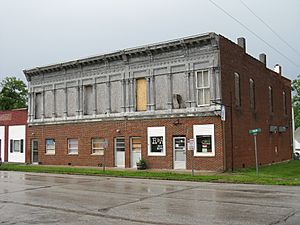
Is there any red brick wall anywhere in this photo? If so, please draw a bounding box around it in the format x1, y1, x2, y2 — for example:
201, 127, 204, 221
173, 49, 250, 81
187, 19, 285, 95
27, 116, 224, 171
0, 109, 28, 162
219, 36, 292, 170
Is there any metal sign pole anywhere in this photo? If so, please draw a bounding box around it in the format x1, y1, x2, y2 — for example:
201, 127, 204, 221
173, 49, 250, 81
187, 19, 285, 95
254, 134, 259, 176
103, 148, 106, 172
191, 150, 195, 176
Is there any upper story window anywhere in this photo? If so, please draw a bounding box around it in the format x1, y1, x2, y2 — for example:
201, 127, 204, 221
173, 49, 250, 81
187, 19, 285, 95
45, 139, 55, 155
196, 70, 210, 106
136, 78, 147, 111
283, 91, 287, 115
234, 73, 241, 107
249, 78, 255, 110
269, 86, 273, 114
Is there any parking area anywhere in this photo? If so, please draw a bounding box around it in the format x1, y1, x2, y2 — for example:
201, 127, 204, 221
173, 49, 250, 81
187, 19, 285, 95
0, 171, 299, 225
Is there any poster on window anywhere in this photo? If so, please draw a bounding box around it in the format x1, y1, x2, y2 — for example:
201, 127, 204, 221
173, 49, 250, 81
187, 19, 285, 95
150, 136, 164, 152
196, 135, 212, 153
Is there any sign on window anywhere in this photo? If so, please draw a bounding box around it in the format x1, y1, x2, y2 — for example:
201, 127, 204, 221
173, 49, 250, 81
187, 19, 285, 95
150, 136, 164, 152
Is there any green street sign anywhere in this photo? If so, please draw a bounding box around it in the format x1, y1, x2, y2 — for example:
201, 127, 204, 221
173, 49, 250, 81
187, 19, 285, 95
249, 128, 261, 135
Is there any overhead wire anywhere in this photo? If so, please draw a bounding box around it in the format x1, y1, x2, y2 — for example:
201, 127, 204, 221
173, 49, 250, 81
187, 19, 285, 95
239, 0, 300, 58
208, 0, 300, 69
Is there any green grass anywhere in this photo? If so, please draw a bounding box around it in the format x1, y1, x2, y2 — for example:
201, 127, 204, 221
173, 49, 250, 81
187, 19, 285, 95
0, 160, 299, 185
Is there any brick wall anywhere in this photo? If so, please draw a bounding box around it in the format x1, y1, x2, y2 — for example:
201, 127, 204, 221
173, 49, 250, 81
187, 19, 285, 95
219, 36, 292, 170
27, 116, 224, 171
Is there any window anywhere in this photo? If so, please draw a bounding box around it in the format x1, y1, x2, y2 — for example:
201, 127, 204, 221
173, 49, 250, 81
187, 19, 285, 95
147, 127, 166, 156
193, 124, 215, 156
196, 70, 210, 106
68, 139, 78, 154
234, 73, 241, 107
283, 91, 287, 115
45, 139, 55, 155
136, 78, 147, 111
196, 135, 212, 153
92, 138, 106, 155
10, 139, 24, 153
269, 86, 273, 113
115, 137, 125, 152
249, 78, 255, 110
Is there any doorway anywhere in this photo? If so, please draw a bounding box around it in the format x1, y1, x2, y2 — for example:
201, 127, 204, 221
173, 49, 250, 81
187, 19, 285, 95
173, 137, 186, 169
32, 139, 38, 164
130, 137, 142, 168
114, 137, 125, 167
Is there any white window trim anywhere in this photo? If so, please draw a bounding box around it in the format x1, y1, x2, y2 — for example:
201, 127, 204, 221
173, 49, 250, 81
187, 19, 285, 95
68, 139, 78, 155
91, 138, 105, 155
193, 124, 215, 157
147, 126, 166, 156
195, 70, 210, 107
45, 139, 55, 155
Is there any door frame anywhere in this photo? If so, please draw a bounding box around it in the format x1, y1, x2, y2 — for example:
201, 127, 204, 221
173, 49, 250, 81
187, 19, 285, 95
130, 137, 142, 168
31, 139, 39, 164
114, 137, 125, 168
173, 136, 186, 169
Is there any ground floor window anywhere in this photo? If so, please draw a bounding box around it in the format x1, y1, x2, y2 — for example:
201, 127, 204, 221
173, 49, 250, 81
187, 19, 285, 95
147, 127, 166, 156
45, 139, 55, 154
115, 137, 125, 152
68, 139, 78, 154
92, 138, 106, 155
10, 139, 24, 153
193, 124, 215, 156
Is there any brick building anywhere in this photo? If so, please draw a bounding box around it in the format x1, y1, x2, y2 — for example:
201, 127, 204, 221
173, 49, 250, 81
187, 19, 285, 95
23, 33, 292, 171
0, 109, 27, 163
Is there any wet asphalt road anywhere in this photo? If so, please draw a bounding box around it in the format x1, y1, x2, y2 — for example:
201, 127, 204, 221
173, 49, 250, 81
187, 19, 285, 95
0, 171, 299, 225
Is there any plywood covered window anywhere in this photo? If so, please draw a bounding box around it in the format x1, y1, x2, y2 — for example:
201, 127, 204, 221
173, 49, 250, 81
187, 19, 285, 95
84, 85, 93, 115
136, 78, 147, 111
269, 86, 273, 114
283, 91, 287, 115
249, 78, 255, 110
196, 70, 210, 106
234, 73, 241, 107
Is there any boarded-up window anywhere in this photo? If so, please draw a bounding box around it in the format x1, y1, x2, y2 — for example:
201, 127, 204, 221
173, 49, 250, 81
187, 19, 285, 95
136, 78, 147, 111
44, 91, 53, 118
35, 93, 42, 119
283, 91, 287, 115
269, 86, 273, 113
55, 89, 64, 117
84, 85, 93, 115
234, 73, 241, 107
67, 87, 77, 116
249, 78, 255, 110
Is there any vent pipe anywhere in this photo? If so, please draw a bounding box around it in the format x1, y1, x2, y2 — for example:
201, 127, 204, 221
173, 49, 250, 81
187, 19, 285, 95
259, 53, 267, 66
274, 64, 282, 75
237, 37, 246, 51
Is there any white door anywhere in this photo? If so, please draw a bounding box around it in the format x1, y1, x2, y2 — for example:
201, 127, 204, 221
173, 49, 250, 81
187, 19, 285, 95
131, 137, 142, 168
115, 137, 125, 167
0, 126, 4, 162
173, 137, 186, 169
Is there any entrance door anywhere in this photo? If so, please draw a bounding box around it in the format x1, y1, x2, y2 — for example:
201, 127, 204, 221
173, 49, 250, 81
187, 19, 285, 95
173, 137, 186, 169
115, 137, 125, 167
32, 139, 38, 164
131, 137, 142, 168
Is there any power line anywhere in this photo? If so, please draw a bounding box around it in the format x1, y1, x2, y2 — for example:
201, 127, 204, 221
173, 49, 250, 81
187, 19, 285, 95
240, 0, 300, 57
208, 0, 300, 69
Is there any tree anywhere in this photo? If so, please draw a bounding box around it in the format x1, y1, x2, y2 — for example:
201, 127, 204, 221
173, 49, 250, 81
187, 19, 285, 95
0, 77, 28, 110
292, 75, 300, 129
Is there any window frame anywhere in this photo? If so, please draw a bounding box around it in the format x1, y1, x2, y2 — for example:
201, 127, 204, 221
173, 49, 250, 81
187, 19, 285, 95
147, 127, 166, 156
234, 73, 241, 107
13, 140, 21, 152
269, 86, 274, 114
91, 138, 106, 155
283, 91, 287, 115
193, 124, 215, 157
195, 70, 211, 106
249, 78, 256, 110
68, 139, 78, 155
45, 139, 55, 155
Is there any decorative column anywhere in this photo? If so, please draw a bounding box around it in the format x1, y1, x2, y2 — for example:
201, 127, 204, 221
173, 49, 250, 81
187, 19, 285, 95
52, 86, 56, 118
151, 75, 156, 111
185, 70, 191, 108
146, 76, 151, 111
41, 88, 45, 120
32, 92, 36, 120
190, 70, 197, 107
93, 79, 97, 116
130, 78, 135, 112
63, 84, 68, 118
121, 78, 126, 113
126, 78, 131, 112
79, 83, 83, 117
28, 92, 32, 121
106, 79, 111, 113
167, 72, 173, 110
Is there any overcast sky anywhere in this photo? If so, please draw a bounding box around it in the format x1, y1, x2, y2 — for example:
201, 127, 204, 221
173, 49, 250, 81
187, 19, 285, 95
0, 0, 299, 83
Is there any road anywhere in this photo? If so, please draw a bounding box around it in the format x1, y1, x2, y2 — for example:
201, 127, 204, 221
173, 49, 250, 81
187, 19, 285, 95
0, 171, 299, 225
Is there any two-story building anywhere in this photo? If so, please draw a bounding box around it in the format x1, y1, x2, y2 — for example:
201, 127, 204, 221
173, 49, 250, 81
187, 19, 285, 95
23, 32, 292, 171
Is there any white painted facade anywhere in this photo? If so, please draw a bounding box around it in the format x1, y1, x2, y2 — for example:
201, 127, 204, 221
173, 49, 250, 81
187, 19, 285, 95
8, 125, 26, 163
0, 126, 4, 161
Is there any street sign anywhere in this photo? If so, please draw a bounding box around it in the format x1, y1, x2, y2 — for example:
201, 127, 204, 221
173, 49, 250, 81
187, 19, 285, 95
187, 139, 195, 151
221, 105, 226, 121
249, 128, 261, 135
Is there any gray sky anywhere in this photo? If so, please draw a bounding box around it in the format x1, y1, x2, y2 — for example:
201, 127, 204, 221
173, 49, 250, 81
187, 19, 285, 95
0, 0, 299, 83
